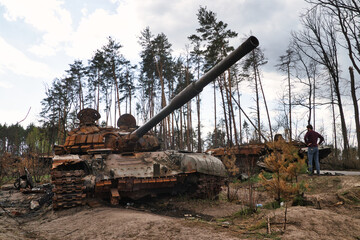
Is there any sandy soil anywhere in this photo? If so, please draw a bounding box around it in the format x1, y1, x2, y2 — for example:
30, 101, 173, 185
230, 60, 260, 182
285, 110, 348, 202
279, 206, 360, 240
24, 207, 242, 240
0, 174, 359, 240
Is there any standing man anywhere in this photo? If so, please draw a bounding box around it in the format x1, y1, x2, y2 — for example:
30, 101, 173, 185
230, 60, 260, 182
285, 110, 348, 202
304, 124, 324, 176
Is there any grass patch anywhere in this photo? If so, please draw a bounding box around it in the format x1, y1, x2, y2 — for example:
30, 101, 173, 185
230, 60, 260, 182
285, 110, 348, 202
0, 176, 16, 186
341, 191, 350, 196
248, 220, 267, 231
232, 207, 258, 218
332, 177, 341, 183
255, 233, 282, 239
340, 191, 360, 204
215, 218, 229, 223
263, 201, 281, 209
292, 194, 313, 206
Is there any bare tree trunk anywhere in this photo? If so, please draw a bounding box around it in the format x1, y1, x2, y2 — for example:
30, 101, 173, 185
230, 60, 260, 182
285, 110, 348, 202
213, 82, 218, 147
330, 81, 338, 160
156, 60, 168, 149
184, 59, 193, 151
231, 94, 268, 142
112, 65, 121, 117
284, 202, 288, 231
129, 86, 132, 115
196, 62, 202, 152
313, 77, 316, 129
96, 81, 100, 124
349, 67, 360, 162
184, 108, 188, 150
186, 102, 191, 151
334, 81, 350, 163
168, 80, 173, 149
179, 106, 183, 150
78, 77, 83, 111
227, 70, 239, 146
225, 83, 233, 145
307, 82, 312, 126
287, 64, 292, 141
236, 81, 242, 144
218, 79, 230, 145
114, 93, 117, 128
151, 86, 154, 120
254, 68, 261, 142
196, 95, 201, 152
257, 68, 273, 140
223, 75, 232, 145
171, 112, 175, 149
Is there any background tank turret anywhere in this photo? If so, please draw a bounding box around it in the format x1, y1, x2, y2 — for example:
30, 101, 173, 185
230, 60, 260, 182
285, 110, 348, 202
51, 36, 259, 209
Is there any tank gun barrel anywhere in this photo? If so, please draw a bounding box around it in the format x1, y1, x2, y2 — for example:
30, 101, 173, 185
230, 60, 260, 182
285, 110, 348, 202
132, 36, 259, 139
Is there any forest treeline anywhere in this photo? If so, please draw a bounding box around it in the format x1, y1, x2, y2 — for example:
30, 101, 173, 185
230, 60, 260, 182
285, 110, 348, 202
1, 1, 360, 169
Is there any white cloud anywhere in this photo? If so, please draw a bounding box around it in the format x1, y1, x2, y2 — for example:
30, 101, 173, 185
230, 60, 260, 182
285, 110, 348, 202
66, 8, 116, 59
66, 2, 142, 62
0, 37, 54, 78
0, 80, 13, 88
0, 0, 73, 57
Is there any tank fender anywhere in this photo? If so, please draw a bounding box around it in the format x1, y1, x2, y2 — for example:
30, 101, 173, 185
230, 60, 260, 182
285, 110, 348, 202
52, 154, 83, 169
167, 151, 227, 177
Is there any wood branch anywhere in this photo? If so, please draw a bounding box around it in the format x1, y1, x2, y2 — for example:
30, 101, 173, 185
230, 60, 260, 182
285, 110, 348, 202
267, 216, 271, 234
230, 94, 268, 142
17, 107, 31, 124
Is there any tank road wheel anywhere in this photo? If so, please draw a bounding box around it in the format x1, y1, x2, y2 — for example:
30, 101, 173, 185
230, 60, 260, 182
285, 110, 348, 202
51, 170, 86, 210
194, 174, 224, 199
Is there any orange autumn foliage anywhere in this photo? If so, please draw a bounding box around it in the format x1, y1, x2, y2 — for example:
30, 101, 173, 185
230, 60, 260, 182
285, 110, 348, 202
259, 138, 308, 202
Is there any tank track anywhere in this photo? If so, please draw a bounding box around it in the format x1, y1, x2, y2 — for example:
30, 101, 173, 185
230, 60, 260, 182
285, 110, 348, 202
51, 170, 86, 210
194, 174, 224, 199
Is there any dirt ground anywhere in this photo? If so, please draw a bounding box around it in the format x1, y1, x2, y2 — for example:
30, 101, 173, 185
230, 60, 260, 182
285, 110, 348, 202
0, 174, 359, 240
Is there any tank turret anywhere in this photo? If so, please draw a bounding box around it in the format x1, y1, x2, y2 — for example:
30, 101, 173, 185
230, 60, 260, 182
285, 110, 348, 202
51, 36, 259, 209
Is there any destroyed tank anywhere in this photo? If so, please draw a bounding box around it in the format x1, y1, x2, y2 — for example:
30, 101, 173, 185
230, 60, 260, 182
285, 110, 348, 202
51, 36, 259, 209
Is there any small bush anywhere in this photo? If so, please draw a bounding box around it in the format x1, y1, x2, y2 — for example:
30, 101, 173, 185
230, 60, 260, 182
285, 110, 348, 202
292, 194, 307, 206
233, 207, 258, 218
263, 200, 281, 209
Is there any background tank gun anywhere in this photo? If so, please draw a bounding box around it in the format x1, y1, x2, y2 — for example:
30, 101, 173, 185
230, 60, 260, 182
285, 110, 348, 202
51, 36, 259, 209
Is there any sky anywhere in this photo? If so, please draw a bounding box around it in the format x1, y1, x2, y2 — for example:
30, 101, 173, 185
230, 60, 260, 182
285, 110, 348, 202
1, 0, 352, 143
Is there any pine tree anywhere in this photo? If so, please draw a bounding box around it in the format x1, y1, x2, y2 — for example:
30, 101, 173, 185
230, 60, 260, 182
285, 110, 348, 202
259, 138, 307, 203
189, 6, 238, 146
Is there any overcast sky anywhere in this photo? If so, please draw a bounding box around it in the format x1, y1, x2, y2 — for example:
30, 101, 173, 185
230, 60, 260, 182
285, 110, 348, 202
1, 0, 330, 139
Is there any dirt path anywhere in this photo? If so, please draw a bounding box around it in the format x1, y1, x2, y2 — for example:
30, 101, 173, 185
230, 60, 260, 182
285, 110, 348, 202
4, 206, 242, 240
1, 175, 359, 240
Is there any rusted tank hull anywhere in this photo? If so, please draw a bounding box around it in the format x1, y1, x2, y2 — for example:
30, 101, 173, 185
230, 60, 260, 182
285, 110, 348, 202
207, 143, 332, 175
52, 151, 226, 209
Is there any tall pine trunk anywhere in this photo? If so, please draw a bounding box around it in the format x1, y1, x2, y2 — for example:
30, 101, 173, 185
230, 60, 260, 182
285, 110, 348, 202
213, 82, 218, 147
218, 79, 230, 145
236, 80, 242, 144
